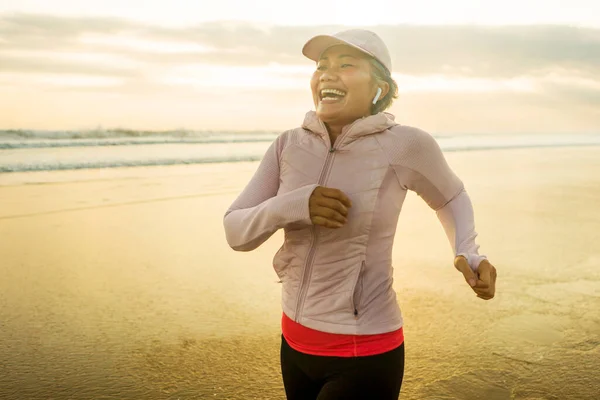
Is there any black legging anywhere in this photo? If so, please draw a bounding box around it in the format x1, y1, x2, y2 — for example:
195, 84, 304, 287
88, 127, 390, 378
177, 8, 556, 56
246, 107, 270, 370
280, 335, 405, 400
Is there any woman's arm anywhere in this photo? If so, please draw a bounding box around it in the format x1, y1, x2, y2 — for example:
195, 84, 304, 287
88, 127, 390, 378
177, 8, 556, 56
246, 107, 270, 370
381, 126, 486, 271
223, 133, 318, 252
436, 189, 487, 272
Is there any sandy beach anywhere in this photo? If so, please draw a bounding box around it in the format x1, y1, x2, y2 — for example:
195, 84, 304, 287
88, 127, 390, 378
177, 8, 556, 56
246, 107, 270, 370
1, 146, 599, 399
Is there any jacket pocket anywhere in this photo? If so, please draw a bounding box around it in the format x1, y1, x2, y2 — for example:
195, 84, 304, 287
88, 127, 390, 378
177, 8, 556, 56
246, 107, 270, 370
350, 261, 365, 318
273, 246, 292, 283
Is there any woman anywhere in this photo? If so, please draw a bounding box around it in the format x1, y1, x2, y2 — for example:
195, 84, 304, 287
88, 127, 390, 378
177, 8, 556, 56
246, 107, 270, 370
223, 29, 497, 400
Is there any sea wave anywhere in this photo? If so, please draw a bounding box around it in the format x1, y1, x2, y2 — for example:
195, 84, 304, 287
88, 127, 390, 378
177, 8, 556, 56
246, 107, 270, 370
0, 128, 277, 140
0, 129, 279, 149
2, 135, 599, 173
0, 137, 277, 149
0, 156, 263, 173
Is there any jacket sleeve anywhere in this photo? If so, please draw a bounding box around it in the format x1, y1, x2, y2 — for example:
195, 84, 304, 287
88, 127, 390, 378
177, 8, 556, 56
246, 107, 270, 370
223, 133, 318, 252
381, 127, 486, 271
436, 189, 487, 271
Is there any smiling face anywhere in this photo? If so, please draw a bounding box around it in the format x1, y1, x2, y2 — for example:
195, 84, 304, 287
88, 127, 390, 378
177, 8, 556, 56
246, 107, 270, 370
310, 45, 382, 128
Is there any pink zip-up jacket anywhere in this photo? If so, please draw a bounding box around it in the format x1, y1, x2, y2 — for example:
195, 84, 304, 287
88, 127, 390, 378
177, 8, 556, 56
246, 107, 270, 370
224, 111, 486, 335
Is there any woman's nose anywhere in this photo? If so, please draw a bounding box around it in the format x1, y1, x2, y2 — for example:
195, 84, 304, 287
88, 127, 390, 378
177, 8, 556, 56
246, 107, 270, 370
320, 69, 338, 82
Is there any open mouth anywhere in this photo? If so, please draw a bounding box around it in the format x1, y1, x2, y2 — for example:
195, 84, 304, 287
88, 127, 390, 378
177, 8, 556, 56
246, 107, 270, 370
320, 88, 347, 101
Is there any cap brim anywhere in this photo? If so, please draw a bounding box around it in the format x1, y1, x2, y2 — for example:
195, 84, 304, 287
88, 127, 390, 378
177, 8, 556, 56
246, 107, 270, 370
302, 35, 377, 64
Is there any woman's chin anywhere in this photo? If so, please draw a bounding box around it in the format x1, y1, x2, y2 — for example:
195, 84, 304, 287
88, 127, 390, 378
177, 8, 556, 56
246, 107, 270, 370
316, 104, 345, 122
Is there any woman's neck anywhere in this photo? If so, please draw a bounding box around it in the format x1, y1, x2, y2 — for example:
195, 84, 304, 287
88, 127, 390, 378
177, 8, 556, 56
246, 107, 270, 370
325, 122, 344, 146
324, 113, 371, 146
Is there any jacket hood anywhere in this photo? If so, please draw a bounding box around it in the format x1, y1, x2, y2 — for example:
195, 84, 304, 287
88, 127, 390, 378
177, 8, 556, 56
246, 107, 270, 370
301, 111, 397, 143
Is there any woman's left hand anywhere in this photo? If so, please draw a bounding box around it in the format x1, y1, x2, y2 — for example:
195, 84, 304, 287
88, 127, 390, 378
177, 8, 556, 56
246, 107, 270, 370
454, 256, 497, 300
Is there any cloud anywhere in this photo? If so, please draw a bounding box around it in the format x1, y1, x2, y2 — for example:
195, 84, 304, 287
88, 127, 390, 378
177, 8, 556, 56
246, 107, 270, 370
1, 12, 599, 132
1, 13, 599, 80
379, 25, 600, 78
0, 55, 139, 77
0, 12, 135, 42
538, 80, 600, 107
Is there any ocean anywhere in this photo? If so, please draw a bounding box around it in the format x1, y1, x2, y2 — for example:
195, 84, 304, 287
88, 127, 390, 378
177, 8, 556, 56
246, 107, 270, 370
1, 129, 600, 173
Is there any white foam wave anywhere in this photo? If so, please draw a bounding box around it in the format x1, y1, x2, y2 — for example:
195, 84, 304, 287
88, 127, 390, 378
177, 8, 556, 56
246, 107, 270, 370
1, 134, 598, 173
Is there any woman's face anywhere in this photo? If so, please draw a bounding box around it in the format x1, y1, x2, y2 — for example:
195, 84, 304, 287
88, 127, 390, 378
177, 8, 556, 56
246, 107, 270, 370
310, 45, 378, 127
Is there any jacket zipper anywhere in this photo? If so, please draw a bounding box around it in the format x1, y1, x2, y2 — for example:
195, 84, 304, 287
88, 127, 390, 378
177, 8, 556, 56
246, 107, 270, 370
294, 125, 356, 323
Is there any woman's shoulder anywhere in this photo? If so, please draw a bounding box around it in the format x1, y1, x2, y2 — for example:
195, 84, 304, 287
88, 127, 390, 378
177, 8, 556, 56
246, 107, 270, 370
269, 126, 314, 156
276, 125, 310, 138
386, 123, 435, 141
381, 124, 440, 156
273, 126, 315, 146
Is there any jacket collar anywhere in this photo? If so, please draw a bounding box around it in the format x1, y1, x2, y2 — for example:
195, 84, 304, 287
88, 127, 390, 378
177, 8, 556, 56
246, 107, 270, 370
301, 111, 397, 145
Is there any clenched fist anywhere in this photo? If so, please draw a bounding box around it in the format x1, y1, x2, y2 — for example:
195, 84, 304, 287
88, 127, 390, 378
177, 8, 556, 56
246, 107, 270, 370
454, 256, 497, 300
309, 186, 352, 229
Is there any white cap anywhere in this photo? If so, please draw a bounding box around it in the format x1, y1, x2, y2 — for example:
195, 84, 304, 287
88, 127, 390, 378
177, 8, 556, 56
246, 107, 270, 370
302, 29, 392, 73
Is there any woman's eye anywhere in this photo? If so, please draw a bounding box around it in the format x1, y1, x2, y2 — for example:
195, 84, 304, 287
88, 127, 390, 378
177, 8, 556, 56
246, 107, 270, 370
316, 63, 351, 71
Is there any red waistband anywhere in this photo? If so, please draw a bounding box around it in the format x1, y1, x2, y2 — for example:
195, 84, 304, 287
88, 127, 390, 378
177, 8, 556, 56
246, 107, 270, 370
281, 312, 404, 357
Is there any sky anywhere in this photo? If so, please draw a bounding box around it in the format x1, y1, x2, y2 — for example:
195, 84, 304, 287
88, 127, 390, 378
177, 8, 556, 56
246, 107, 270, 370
1, 0, 599, 134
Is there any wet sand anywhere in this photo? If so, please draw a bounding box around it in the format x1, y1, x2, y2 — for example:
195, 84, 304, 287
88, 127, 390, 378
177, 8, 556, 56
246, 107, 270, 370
0, 147, 599, 399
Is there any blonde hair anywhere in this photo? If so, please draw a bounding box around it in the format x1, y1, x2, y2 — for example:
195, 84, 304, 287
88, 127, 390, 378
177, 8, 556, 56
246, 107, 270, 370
369, 58, 398, 114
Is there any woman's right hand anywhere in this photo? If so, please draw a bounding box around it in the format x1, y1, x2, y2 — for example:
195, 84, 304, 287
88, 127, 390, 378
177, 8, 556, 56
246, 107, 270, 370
309, 186, 352, 228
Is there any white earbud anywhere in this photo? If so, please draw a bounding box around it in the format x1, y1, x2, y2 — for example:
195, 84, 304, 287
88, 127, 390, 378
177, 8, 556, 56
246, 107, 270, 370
372, 87, 382, 104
